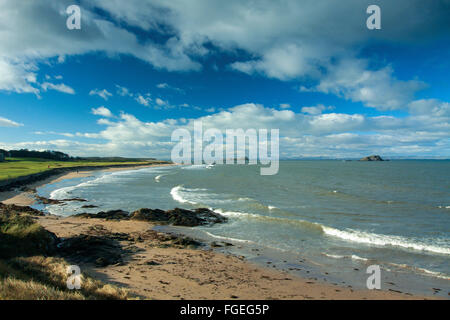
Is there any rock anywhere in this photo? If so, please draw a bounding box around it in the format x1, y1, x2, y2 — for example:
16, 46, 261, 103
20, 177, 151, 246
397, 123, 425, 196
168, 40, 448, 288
360, 155, 384, 161
36, 196, 88, 205
75, 210, 129, 220
210, 241, 233, 248
76, 207, 227, 227
210, 241, 223, 247
58, 234, 126, 267
81, 205, 99, 209
171, 236, 202, 247
130, 207, 227, 227
0, 203, 44, 216
130, 208, 166, 222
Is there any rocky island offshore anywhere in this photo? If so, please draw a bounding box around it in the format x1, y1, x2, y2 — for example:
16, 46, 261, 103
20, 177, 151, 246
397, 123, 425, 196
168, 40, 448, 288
359, 155, 385, 161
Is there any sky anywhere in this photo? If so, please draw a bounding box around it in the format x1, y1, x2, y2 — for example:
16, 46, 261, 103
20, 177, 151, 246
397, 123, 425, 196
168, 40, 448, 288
0, 0, 449, 159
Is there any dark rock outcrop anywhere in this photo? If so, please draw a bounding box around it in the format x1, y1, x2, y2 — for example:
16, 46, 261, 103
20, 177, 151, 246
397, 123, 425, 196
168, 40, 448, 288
75, 207, 227, 227
36, 196, 87, 205
57, 234, 126, 267
360, 155, 384, 161
130, 207, 227, 226
0, 203, 44, 216
75, 210, 129, 220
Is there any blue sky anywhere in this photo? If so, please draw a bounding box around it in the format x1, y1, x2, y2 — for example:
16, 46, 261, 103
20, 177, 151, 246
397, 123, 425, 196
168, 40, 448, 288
0, 0, 449, 158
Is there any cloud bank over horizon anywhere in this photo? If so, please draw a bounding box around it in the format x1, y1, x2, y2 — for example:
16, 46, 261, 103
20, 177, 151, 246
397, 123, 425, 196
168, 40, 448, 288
0, 0, 449, 158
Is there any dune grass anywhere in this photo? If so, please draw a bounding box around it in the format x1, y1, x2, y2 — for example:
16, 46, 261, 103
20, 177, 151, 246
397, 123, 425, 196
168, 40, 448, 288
0, 205, 130, 300
0, 256, 129, 300
0, 157, 162, 181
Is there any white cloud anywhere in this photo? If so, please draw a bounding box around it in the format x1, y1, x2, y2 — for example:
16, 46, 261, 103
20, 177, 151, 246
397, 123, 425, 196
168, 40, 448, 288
0, 58, 39, 95
0, 0, 446, 113
2, 101, 449, 158
313, 59, 426, 110
41, 82, 75, 94
301, 104, 334, 115
91, 106, 114, 118
135, 94, 152, 106
89, 89, 113, 100
0, 116, 23, 127
408, 99, 450, 117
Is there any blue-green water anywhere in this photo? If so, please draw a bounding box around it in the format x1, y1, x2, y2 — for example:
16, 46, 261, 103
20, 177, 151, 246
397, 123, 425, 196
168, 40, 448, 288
38, 161, 450, 296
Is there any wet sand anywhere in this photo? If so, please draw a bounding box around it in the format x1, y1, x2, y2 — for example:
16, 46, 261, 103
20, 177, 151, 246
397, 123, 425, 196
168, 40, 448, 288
36, 215, 432, 300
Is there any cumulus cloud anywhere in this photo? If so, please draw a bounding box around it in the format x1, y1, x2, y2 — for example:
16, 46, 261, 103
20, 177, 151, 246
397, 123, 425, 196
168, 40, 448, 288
83, 0, 446, 110
91, 106, 114, 118
0, 58, 39, 95
2, 101, 449, 158
312, 59, 427, 110
0, 0, 448, 112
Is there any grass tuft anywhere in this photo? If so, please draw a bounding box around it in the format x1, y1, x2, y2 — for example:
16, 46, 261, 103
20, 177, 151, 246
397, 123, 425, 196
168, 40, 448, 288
0, 205, 130, 300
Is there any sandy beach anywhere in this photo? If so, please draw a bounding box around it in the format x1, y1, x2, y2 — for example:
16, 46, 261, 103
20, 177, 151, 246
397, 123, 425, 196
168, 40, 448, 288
0, 163, 174, 206
0, 165, 435, 300
37, 214, 429, 300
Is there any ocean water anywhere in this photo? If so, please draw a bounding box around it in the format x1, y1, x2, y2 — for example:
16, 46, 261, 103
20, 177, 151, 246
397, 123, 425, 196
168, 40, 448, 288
37, 161, 450, 296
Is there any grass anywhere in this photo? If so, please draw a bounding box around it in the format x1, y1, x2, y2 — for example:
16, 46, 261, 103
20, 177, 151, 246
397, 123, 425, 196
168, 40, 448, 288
0, 257, 129, 300
0, 204, 130, 300
0, 157, 165, 181
0, 208, 56, 259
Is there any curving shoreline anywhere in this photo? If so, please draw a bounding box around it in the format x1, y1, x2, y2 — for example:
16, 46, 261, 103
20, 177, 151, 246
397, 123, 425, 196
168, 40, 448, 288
0, 165, 439, 300
0, 163, 174, 206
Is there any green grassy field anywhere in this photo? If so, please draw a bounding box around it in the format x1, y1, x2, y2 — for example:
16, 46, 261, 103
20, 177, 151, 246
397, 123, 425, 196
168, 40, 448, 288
0, 158, 164, 181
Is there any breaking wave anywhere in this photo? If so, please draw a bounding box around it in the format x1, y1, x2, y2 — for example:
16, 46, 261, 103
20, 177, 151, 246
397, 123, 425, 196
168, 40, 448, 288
322, 226, 450, 256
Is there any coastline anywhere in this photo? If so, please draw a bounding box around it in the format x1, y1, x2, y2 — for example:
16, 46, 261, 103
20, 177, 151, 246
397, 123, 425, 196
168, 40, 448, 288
0, 163, 175, 207
0, 165, 438, 300
36, 214, 430, 300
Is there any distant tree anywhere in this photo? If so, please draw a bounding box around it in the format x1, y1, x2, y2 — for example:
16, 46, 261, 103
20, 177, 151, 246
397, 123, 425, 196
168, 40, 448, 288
8, 149, 73, 161
0, 149, 10, 157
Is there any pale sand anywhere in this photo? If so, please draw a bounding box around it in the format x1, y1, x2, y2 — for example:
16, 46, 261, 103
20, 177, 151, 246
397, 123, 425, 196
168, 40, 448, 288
38, 215, 430, 300
0, 163, 174, 206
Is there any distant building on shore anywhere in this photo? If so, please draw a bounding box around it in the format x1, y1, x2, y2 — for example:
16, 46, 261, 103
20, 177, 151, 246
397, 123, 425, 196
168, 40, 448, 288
0, 153, 4, 162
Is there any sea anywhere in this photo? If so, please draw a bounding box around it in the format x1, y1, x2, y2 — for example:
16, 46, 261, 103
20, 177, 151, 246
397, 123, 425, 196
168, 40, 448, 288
36, 160, 450, 297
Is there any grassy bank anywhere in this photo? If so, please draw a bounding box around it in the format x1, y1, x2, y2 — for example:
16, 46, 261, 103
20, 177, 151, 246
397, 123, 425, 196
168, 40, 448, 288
0, 204, 129, 300
0, 158, 167, 181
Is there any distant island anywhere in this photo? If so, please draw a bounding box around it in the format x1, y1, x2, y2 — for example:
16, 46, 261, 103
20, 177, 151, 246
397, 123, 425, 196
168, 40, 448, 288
359, 155, 385, 161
